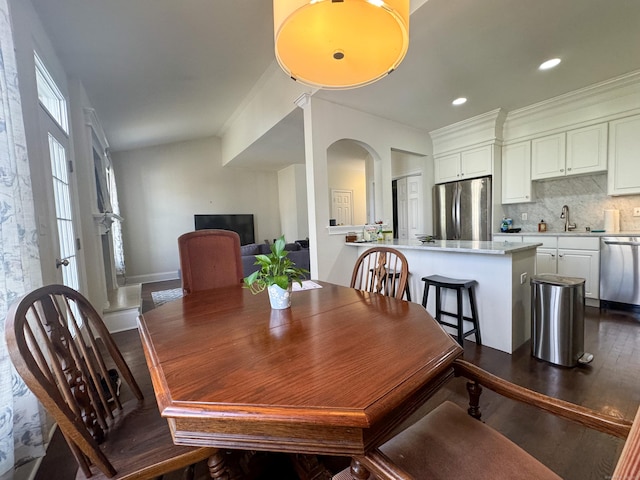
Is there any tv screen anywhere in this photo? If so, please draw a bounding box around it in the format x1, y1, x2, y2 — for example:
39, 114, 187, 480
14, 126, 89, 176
194, 214, 255, 245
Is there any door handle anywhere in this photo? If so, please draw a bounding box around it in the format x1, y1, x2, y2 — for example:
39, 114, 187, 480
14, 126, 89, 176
603, 241, 640, 246
56, 258, 70, 269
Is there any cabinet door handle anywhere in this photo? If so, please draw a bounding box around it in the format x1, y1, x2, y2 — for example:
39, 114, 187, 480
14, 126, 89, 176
558, 254, 564, 258
567, 167, 572, 171
560, 168, 564, 172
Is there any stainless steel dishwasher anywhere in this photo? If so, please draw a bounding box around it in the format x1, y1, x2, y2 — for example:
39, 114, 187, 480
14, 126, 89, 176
600, 236, 640, 309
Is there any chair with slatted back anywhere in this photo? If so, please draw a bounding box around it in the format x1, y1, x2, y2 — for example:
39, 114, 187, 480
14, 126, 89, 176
350, 247, 410, 300
178, 229, 244, 294
4, 284, 226, 480
335, 358, 637, 480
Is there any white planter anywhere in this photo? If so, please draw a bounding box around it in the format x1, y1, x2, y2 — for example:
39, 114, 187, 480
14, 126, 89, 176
267, 284, 292, 309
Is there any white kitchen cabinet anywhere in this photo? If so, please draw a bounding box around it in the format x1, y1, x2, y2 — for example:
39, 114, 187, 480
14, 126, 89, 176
557, 248, 600, 299
434, 145, 493, 184
531, 133, 565, 180
531, 124, 607, 181
608, 115, 640, 196
566, 123, 607, 175
434, 152, 461, 183
523, 235, 557, 275
492, 234, 522, 242
535, 248, 557, 274
521, 235, 600, 299
502, 142, 532, 204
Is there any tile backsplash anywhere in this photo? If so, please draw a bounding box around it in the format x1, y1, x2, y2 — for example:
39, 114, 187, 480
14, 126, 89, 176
502, 173, 640, 233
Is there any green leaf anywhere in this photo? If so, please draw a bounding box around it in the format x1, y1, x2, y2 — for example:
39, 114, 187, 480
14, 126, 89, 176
273, 275, 289, 290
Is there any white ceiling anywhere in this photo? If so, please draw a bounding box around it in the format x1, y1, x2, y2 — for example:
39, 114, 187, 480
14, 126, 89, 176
30, 0, 640, 168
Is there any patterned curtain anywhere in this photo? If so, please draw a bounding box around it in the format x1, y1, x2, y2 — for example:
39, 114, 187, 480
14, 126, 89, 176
0, 1, 46, 477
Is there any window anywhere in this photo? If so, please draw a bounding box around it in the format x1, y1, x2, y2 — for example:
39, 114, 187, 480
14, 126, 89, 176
35, 52, 68, 133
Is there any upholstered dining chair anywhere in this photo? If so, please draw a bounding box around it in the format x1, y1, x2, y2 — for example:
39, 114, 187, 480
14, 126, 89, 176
336, 358, 636, 480
4, 284, 224, 480
178, 229, 244, 294
350, 247, 410, 300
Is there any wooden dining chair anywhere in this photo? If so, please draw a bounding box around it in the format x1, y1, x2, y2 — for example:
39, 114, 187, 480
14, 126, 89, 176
350, 247, 410, 300
339, 359, 636, 480
4, 284, 224, 480
178, 229, 244, 294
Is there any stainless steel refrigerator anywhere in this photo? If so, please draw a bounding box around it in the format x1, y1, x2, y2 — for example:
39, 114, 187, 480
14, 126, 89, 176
433, 176, 492, 241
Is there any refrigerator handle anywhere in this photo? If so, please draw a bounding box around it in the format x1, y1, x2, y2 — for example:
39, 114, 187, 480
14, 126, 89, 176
455, 183, 461, 239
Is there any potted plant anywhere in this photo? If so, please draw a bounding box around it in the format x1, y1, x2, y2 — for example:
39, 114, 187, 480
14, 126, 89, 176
243, 235, 309, 309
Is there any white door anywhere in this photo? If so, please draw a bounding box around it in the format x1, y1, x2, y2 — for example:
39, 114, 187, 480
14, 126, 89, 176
36, 53, 80, 291
407, 175, 423, 238
396, 178, 408, 239
41, 115, 80, 291
331, 189, 353, 226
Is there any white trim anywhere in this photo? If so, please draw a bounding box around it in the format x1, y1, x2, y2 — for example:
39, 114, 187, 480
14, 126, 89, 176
83, 107, 110, 151
34, 51, 69, 134
125, 271, 180, 284
429, 108, 506, 155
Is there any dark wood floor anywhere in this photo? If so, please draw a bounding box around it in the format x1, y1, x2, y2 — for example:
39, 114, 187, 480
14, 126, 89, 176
35, 280, 640, 479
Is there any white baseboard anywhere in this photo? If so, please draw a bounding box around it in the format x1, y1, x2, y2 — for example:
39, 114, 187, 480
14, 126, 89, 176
104, 307, 140, 333
125, 271, 179, 285
586, 298, 599, 308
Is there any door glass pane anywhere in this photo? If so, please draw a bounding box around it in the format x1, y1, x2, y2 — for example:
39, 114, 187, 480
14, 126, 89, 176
48, 133, 79, 292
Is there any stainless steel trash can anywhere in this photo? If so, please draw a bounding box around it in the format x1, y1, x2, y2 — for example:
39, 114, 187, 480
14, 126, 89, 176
530, 274, 587, 367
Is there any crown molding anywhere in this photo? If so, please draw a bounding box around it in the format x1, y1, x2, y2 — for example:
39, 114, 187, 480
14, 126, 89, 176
429, 108, 506, 156
504, 69, 640, 141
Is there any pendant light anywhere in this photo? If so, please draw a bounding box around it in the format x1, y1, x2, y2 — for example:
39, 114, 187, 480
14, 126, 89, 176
273, 0, 410, 90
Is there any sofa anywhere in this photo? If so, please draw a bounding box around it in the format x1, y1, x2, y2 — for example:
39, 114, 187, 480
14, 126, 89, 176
240, 241, 310, 277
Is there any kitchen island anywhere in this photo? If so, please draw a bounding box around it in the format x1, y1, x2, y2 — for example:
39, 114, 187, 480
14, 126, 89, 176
346, 239, 541, 354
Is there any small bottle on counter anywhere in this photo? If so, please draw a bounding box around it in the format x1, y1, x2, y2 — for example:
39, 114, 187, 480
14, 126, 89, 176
538, 220, 547, 232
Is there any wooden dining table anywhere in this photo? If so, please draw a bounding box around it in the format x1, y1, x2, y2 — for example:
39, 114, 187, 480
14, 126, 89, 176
137, 281, 463, 479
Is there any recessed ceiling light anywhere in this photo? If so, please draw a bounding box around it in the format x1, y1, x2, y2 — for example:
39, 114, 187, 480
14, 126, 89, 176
452, 97, 467, 106
539, 58, 561, 70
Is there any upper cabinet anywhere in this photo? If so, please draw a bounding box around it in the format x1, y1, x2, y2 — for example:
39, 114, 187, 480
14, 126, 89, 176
502, 141, 532, 204
608, 114, 640, 196
531, 133, 565, 180
566, 123, 607, 175
531, 124, 607, 180
434, 145, 493, 184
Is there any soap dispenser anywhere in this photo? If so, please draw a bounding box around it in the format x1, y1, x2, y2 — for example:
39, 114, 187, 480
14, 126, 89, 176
538, 220, 547, 232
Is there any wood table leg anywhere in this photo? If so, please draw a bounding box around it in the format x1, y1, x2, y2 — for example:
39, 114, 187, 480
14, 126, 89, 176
350, 458, 371, 480
207, 450, 230, 480
289, 453, 333, 480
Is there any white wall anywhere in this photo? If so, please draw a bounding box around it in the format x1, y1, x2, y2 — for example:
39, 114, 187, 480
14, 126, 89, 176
302, 97, 432, 285
277, 164, 309, 242
112, 137, 282, 283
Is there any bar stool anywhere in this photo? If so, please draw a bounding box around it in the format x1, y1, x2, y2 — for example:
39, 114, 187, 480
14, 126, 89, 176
368, 269, 412, 301
421, 275, 481, 346
389, 270, 412, 301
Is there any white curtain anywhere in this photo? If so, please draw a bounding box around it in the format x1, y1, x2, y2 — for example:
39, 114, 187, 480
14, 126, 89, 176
0, 1, 46, 477
108, 160, 126, 277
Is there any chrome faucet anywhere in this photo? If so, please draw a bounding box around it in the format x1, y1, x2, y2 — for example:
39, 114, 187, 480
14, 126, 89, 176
560, 205, 576, 231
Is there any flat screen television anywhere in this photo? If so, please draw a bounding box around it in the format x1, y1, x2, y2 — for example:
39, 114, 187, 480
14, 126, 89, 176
194, 214, 255, 245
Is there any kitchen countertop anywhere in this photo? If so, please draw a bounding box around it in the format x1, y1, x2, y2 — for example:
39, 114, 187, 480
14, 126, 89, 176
346, 239, 541, 255
494, 231, 640, 237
